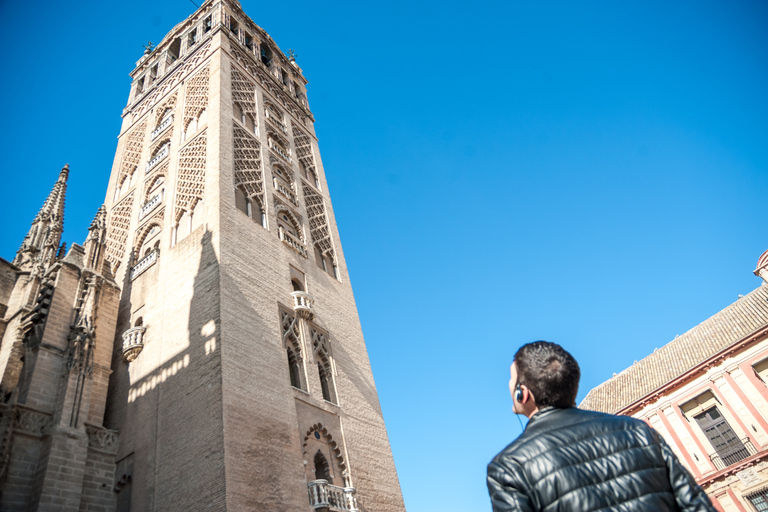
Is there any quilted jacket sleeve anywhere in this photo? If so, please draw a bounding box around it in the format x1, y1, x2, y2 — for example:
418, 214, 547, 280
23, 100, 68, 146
487, 458, 535, 512
658, 434, 717, 511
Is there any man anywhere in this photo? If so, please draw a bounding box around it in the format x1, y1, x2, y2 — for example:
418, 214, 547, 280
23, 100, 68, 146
487, 341, 716, 511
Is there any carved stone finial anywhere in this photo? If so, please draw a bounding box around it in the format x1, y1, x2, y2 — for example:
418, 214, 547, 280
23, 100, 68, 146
287, 49, 297, 62
143, 41, 155, 54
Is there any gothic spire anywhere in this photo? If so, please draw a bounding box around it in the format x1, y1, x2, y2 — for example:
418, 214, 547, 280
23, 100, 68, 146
13, 164, 69, 272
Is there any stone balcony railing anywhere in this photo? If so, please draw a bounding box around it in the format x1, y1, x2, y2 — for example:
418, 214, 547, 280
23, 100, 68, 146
146, 143, 170, 172
122, 326, 146, 362
307, 480, 358, 511
139, 189, 164, 220
278, 226, 307, 257
274, 177, 298, 206
151, 115, 174, 141
265, 111, 288, 134
130, 250, 158, 280
291, 291, 315, 320
269, 140, 292, 163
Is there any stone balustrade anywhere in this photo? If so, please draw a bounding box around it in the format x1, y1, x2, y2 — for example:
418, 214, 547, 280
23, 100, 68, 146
266, 111, 288, 134
274, 177, 298, 206
146, 143, 170, 172
269, 140, 292, 163
278, 226, 307, 257
122, 326, 146, 362
151, 115, 174, 140
139, 189, 164, 220
130, 250, 158, 280
291, 291, 315, 319
307, 480, 358, 511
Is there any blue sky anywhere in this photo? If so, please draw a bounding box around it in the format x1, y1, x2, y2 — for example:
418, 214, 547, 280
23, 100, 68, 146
1, 1, 767, 510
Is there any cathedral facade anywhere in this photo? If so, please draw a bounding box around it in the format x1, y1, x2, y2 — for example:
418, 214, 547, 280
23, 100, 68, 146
0, 1, 405, 511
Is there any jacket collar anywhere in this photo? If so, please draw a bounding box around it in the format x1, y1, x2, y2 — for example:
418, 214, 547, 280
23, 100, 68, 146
523, 407, 579, 435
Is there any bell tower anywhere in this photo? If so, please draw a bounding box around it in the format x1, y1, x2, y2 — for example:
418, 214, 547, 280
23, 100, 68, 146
98, 0, 405, 510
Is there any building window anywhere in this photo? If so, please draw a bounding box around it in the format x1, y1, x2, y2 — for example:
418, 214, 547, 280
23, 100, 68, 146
754, 358, 768, 384
261, 45, 273, 67
203, 15, 212, 33
281, 309, 305, 391
314, 451, 332, 482
287, 348, 302, 389
311, 327, 336, 403
188, 28, 197, 47
318, 361, 332, 402
694, 407, 755, 469
169, 37, 181, 61
234, 187, 265, 227
746, 486, 768, 511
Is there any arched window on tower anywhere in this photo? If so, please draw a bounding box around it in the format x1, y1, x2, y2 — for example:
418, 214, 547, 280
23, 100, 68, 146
281, 309, 306, 391
287, 347, 302, 389
234, 186, 265, 227
312, 328, 336, 404
314, 451, 332, 482
318, 362, 332, 402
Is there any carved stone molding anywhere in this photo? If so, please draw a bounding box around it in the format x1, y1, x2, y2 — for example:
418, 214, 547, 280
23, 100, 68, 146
85, 424, 119, 455
14, 405, 53, 436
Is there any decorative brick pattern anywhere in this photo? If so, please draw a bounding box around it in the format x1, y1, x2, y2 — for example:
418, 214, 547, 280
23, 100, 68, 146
302, 182, 335, 258
117, 121, 147, 187
106, 192, 134, 270
183, 65, 210, 132
293, 125, 316, 176
233, 123, 264, 210
131, 40, 212, 123
174, 131, 207, 222
154, 92, 178, 128
231, 68, 257, 124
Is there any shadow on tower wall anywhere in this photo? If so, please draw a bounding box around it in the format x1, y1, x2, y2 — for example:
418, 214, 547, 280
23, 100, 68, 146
105, 228, 225, 512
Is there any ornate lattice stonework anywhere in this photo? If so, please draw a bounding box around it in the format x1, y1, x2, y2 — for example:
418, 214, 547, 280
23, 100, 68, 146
143, 160, 168, 198
131, 40, 212, 123
231, 67, 257, 124
106, 192, 135, 271
292, 125, 317, 178
230, 46, 311, 123
155, 93, 178, 127
184, 64, 210, 131
233, 123, 264, 209
118, 120, 147, 187
281, 308, 303, 359
302, 183, 334, 258
174, 131, 207, 222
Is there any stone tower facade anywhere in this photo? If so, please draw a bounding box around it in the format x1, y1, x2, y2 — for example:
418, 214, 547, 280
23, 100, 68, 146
0, 0, 405, 510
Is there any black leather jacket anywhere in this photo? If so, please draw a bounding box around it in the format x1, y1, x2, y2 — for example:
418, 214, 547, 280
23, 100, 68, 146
487, 407, 716, 511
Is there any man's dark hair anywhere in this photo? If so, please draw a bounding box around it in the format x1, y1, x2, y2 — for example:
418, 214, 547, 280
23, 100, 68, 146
514, 341, 580, 408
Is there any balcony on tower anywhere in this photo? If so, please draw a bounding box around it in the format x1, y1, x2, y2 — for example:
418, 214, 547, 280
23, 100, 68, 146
278, 226, 307, 257
130, 250, 158, 280
307, 480, 358, 512
273, 176, 298, 206
291, 290, 314, 319
265, 109, 288, 135
146, 143, 170, 172
122, 326, 146, 362
151, 114, 174, 141
268, 137, 292, 164
139, 189, 164, 220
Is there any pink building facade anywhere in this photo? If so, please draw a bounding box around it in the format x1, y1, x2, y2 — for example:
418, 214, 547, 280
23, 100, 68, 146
582, 250, 768, 511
